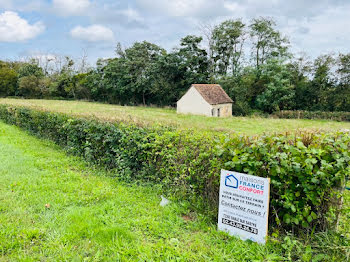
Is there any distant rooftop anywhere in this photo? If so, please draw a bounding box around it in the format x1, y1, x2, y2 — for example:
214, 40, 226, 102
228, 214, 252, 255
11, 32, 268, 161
192, 84, 233, 105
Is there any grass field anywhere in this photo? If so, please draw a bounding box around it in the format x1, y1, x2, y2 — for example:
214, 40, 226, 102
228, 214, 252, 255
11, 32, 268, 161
0, 122, 349, 261
1, 98, 350, 135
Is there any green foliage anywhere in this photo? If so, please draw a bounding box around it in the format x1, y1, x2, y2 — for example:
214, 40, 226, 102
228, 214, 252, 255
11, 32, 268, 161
219, 133, 349, 231
256, 59, 295, 113
218, 70, 256, 116
309, 54, 336, 111
287, 55, 312, 110
18, 75, 41, 98
70, 73, 91, 99
211, 19, 246, 75
0, 19, 350, 123
47, 57, 76, 99
17, 62, 44, 79
2, 121, 348, 260
0, 61, 18, 97
48, 72, 73, 98
1, 18, 350, 116
273, 110, 350, 122
16, 62, 49, 98
123, 41, 166, 105
335, 53, 350, 111
0, 105, 349, 234
176, 35, 209, 85
249, 17, 290, 69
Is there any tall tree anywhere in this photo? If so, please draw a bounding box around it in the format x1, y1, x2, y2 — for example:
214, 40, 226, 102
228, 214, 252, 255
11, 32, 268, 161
249, 17, 289, 70
211, 19, 246, 76
287, 54, 312, 110
149, 35, 210, 105
310, 54, 336, 110
256, 59, 295, 113
124, 41, 166, 105
145, 53, 184, 106
84, 59, 108, 102
0, 61, 18, 97
17, 62, 44, 79
18, 75, 41, 98
176, 35, 209, 84
335, 53, 350, 111
198, 22, 215, 78
49, 56, 76, 98
17, 61, 45, 97
101, 57, 132, 104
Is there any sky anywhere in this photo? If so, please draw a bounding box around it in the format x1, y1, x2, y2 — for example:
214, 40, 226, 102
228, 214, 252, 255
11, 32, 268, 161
0, 0, 349, 65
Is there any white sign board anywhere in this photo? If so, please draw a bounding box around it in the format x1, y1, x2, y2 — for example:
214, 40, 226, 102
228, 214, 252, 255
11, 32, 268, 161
218, 169, 270, 244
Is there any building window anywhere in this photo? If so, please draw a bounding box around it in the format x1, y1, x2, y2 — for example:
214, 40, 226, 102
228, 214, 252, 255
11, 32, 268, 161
212, 108, 215, 116
217, 108, 220, 117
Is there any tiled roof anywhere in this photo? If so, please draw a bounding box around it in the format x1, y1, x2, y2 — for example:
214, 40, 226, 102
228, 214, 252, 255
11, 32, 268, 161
192, 84, 233, 105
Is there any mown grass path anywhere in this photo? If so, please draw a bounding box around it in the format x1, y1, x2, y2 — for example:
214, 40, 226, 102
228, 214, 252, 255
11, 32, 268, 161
0, 122, 286, 261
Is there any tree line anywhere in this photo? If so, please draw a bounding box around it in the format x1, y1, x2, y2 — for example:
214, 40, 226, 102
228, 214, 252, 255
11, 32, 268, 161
1, 17, 349, 115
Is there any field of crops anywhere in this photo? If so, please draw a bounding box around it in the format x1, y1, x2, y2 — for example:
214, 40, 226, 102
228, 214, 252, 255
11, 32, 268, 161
1, 98, 350, 135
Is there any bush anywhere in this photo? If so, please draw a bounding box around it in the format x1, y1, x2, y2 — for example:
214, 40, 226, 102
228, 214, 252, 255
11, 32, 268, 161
273, 110, 350, 122
0, 105, 349, 234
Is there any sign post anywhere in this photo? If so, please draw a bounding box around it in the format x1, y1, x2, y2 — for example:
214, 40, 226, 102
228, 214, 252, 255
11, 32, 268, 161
218, 169, 270, 244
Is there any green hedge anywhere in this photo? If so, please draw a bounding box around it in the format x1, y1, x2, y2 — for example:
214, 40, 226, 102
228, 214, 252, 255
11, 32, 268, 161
273, 110, 350, 122
0, 105, 349, 234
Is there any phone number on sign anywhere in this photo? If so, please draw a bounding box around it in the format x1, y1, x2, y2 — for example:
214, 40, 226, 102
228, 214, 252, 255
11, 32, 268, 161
222, 218, 258, 234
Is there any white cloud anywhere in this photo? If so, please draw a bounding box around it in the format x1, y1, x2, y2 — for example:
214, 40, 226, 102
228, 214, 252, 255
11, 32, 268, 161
120, 7, 143, 22
284, 5, 350, 56
53, 0, 90, 16
224, 1, 242, 12
137, 0, 232, 18
70, 24, 114, 42
0, 0, 12, 9
91, 5, 145, 28
0, 11, 45, 42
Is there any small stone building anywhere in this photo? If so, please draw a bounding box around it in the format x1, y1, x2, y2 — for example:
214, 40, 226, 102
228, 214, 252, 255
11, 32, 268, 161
177, 84, 233, 117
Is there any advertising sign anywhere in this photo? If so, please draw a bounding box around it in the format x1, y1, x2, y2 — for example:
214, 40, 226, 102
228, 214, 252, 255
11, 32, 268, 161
218, 169, 270, 244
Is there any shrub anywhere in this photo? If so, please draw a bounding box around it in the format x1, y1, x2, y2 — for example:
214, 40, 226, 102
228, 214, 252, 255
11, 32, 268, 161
273, 110, 350, 122
0, 105, 349, 234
